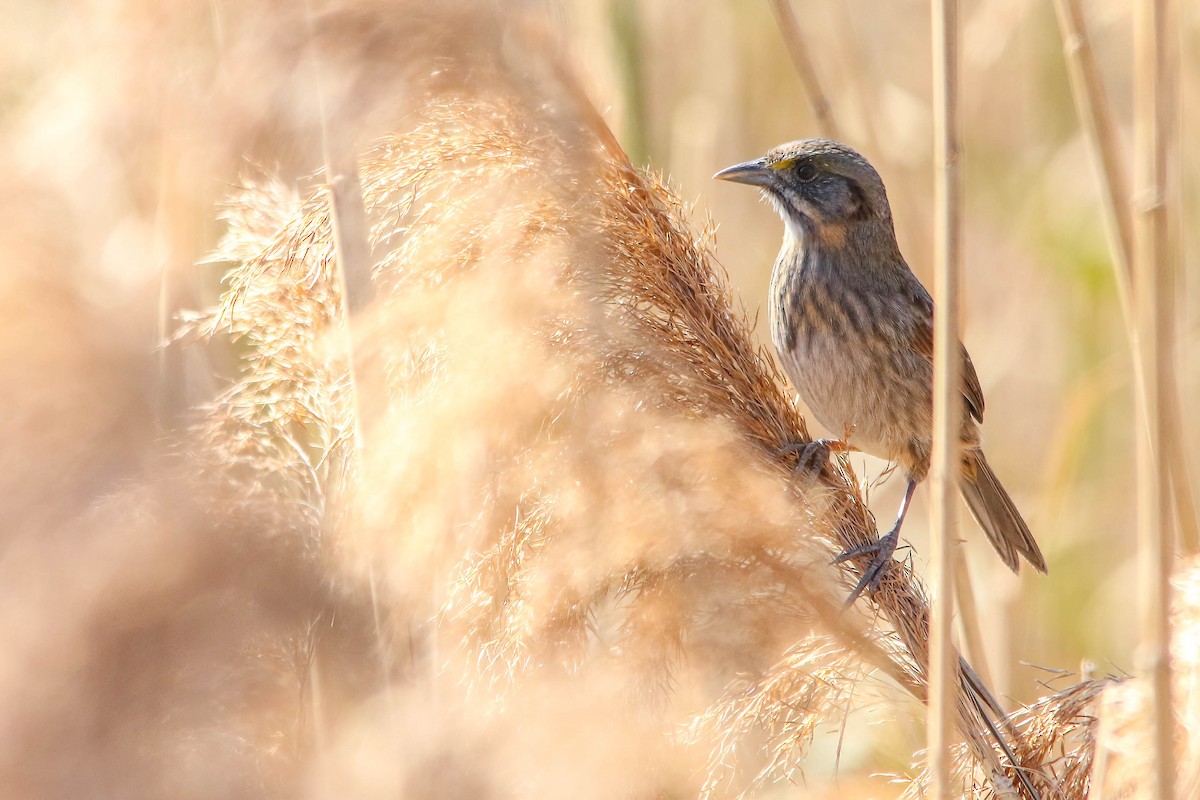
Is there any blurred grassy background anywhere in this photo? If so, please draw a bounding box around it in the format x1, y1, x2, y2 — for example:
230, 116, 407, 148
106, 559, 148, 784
0, 0, 1195, 796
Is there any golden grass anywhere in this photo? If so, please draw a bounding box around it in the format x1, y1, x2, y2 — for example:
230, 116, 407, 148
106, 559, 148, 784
1, 1, 1197, 798
928, 0, 966, 794
170, 10, 1090, 795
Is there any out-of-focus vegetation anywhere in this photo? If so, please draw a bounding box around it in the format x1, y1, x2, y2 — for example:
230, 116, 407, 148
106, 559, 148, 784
0, 0, 1196, 798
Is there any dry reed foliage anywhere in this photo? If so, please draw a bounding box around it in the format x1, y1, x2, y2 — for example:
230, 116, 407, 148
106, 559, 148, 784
175, 8, 1041, 795
1084, 560, 1200, 798
5, 2, 1193, 799
904, 677, 1110, 799
187, 87, 871, 795
901, 559, 1200, 800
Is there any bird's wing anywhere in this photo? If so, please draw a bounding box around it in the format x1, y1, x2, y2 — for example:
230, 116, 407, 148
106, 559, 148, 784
906, 286, 986, 423
959, 345, 985, 423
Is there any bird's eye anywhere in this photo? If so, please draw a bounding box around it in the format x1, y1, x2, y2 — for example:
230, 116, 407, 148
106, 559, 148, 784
796, 162, 818, 182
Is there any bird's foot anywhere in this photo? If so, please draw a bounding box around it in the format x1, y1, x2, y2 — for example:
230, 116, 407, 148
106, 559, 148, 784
778, 438, 844, 483
832, 525, 900, 607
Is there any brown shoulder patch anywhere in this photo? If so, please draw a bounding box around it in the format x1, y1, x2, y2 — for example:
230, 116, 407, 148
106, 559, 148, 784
814, 221, 848, 249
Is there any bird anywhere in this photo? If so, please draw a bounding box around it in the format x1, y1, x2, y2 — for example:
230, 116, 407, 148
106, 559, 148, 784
714, 139, 1046, 604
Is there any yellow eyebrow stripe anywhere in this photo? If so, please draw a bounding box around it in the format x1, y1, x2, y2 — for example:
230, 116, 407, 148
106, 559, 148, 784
770, 158, 795, 171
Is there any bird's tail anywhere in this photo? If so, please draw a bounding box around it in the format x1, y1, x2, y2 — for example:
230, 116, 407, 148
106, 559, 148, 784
959, 449, 1047, 574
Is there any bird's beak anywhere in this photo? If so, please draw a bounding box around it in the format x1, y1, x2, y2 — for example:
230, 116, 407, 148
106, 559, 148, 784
713, 158, 774, 187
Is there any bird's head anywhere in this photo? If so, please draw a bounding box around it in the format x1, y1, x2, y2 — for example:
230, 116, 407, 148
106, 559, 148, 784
714, 139, 892, 248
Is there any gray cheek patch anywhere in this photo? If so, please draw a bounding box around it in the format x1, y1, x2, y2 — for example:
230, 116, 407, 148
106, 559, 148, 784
818, 181, 855, 217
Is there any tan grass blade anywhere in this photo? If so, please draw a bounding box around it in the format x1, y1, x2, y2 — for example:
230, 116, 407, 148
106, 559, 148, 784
1051, 0, 1199, 557
1133, 0, 1178, 797
765, 0, 841, 140
929, 0, 964, 797
768, 0, 995, 699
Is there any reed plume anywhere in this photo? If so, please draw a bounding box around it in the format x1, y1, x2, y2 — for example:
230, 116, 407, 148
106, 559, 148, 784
3, 2, 1196, 798
177, 9, 1038, 793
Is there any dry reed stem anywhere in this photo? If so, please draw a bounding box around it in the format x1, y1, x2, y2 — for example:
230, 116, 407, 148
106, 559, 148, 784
5, 2, 1128, 796
824, 6, 934, 271
1051, 0, 1199, 557
930, 0, 966, 796
10, 2, 1200, 798
1093, 560, 1200, 798
765, 0, 841, 141
188, 31, 1038, 794
955, 552, 993, 689
298, 14, 372, 423
903, 559, 1200, 799
903, 677, 1110, 800
1133, 0, 1177, 796
1050, 0, 1135, 281
188, 79, 878, 794
767, 0, 994, 696
566, 28, 1046, 796
301, 0, 387, 708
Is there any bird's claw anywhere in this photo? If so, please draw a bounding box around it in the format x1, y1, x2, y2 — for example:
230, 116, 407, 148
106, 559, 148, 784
833, 527, 899, 607
777, 439, 837, 484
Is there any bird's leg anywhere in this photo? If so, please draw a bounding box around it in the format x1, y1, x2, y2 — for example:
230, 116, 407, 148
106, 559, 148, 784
834, 477, 918, 606
777, 438, 850, 483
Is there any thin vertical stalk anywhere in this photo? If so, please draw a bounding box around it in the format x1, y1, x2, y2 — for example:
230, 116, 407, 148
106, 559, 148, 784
610, 0, 650, 166
1163, 393, 1198, 553
953, 551, 992, 689
767, 0, 994, 691
302, 0, 389, 735
153, 111, 183, 431
1051, 0, 1199, 555
1162, 0, 1194, 559
309, 103, 375, 311
155, 230, 172, 430
766, 0, 841, 140
928, 0, 961, 797
827, 7, 931, 271
302, 0, 374, 316
1050, 0, 1134, 281
1133, 0, 1176, 796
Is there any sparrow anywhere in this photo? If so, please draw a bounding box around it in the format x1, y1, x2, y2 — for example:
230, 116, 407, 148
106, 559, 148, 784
715, 139, 1046, 603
